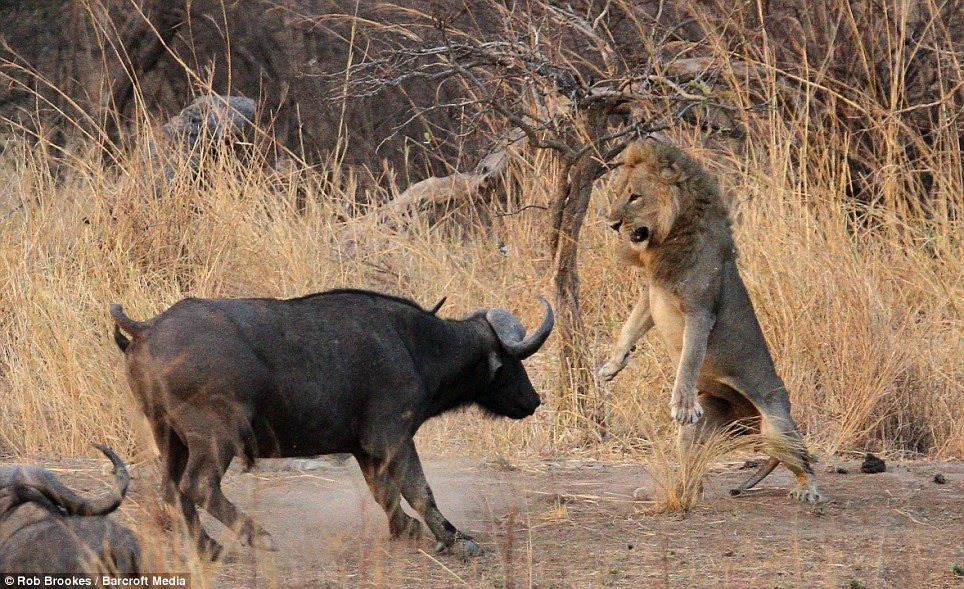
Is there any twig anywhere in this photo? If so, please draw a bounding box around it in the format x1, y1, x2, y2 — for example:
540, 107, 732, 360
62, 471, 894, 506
417, 549, 472, 585
494, 204, 549, 217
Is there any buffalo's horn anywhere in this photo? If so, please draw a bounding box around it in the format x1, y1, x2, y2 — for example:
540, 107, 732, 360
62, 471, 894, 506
25, 444, 130, 517
486, 297, 554, 359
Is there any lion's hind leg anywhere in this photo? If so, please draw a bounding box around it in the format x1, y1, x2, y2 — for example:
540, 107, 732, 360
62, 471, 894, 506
758, 407, 822, 504
715, 376, 822, 503
693, 390, 819, 500
691, 393, 785, 497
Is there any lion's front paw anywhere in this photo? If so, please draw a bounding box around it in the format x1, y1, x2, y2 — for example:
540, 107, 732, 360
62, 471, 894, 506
598, 360, 625, 382
670, 399, 704, 425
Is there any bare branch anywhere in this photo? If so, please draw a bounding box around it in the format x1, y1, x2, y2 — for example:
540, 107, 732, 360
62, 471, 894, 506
545, 3, 619, 78
494, 204, 549, 217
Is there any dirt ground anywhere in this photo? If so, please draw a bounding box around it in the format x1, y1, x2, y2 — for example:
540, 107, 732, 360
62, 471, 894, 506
7, 454, 964, 588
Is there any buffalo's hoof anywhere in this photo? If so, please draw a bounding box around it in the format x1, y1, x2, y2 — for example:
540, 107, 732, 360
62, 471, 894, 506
216, 551, 242, 564
459, 538, 485, 557
198, 538, 224, 562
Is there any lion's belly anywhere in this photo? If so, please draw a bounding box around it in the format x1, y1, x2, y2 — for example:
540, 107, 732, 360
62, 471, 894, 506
649, 287, 684, 362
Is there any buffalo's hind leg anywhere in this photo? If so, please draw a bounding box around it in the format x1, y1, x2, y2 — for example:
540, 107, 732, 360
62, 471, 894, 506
672, 392, 769, 498
729, 456, 780, 497
153, 427, 223, 561
178, 423, 277, 553
693, 392, 782, 497
391, 440, 483, 557
355, 450, 422, 540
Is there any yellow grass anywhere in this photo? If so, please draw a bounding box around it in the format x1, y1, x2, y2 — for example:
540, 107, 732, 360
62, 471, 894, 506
0, 108, 959, 464
0, 1, 961, 472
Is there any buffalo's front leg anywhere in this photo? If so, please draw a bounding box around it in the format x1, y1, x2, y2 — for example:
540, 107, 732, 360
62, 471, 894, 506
390, 440, 483, 557
355, 450, 422, 540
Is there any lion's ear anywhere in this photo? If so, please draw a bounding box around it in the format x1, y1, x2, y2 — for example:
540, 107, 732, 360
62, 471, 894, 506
622, 142, 648, 167
659, 160, 688, 183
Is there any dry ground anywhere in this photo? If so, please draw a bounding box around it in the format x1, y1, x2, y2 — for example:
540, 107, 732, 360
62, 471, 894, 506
8, 453, 963, 589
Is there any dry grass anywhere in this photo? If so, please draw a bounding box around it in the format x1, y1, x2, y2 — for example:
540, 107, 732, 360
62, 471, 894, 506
0, 0, 959, 484
0, 103, 959, 466
0, 3, 958, 584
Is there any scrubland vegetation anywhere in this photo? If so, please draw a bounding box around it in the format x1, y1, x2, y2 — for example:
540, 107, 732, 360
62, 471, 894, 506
0, 0, 960, 469
0, 108, 959, 465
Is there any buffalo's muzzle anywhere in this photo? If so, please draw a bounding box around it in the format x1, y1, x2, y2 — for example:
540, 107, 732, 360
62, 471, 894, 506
517, 394, 541, 418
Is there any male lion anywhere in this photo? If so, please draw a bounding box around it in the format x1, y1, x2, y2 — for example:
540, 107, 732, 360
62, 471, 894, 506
599, 140, 821, 503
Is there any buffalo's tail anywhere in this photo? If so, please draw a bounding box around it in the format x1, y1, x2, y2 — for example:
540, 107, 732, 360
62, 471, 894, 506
110, 304, 148, 352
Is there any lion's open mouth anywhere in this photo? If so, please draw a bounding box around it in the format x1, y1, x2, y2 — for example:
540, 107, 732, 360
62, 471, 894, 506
630, 226, 650, 243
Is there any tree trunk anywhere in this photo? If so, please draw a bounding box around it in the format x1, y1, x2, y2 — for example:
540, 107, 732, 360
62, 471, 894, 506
547, 110, 609, 440
103, 2, 185, 162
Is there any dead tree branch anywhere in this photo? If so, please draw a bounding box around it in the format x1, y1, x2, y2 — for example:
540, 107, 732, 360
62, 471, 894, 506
334, 1, 763, 439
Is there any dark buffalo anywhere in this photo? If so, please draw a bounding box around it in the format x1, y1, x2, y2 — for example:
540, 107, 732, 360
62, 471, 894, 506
0, 444, 141, 574
110, 289, 553, 559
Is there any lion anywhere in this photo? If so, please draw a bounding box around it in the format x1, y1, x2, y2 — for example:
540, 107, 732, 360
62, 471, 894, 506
599, 140, 821, 503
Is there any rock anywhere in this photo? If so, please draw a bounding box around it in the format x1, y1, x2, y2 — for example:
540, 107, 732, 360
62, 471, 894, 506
632, 486, 653, 501
154, 95, 258, 186
859, 453, 886, 474
164, 95, 257, 151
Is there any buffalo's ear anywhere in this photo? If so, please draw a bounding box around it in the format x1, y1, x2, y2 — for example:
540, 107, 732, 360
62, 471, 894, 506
428, 296, 447, 314
487, 351, 503, 380
0, 486, 17, 514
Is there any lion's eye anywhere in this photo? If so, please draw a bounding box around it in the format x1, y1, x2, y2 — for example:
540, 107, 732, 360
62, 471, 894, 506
627, 193, 641, 203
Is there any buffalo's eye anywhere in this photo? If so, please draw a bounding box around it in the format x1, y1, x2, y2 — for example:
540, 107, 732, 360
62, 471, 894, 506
627, 193, 641, 203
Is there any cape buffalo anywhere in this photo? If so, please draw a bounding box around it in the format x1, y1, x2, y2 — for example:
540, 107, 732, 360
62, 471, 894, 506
0, 444, 141, 574
110, 289, 553, 559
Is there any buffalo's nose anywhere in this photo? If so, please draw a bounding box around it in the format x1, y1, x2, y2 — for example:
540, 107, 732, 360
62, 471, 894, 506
525, 395, 542, 415
609, 220, 622, 232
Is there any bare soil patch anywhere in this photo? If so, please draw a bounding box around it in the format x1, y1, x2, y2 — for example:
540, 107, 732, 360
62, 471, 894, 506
9, 455, 964, 588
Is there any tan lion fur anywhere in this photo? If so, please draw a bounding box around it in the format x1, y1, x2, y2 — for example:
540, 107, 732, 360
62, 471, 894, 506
600, 140, 821, 503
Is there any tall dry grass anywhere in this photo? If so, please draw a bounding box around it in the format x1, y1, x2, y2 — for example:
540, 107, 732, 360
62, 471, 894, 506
0, 2, 961, 469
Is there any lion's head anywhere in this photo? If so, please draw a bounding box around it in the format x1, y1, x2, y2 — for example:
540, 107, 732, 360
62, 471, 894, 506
607, 140, 727, 267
